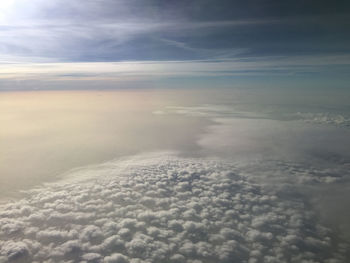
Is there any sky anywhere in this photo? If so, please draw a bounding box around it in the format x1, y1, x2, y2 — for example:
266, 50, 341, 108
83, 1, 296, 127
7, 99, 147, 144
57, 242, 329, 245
1, 0, 350, 90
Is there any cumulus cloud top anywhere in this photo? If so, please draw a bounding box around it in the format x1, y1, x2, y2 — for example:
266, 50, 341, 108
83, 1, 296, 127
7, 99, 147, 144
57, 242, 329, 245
0, 153, 347, 262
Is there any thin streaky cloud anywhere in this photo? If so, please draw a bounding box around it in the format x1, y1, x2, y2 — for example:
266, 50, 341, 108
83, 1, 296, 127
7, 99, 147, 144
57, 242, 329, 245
1, 54, 350, 81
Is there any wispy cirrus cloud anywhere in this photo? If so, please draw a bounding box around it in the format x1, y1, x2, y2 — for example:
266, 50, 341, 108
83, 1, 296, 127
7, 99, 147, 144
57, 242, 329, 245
1, 54, 350, 82
1, 0, 349, 62
0, 0, 349, 89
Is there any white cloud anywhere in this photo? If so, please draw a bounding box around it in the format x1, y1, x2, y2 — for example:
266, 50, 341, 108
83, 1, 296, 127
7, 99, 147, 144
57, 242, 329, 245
0, 153, 347, 262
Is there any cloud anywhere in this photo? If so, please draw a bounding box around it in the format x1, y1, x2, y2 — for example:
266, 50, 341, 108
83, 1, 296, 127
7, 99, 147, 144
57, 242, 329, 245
0, 152, 347, 262
0, 241, 29, 261
291, 112, 350, 127
158, 104, 350, 247
1, 54, 349, 87
195, 116, 350, 167
157, 105, 350, 169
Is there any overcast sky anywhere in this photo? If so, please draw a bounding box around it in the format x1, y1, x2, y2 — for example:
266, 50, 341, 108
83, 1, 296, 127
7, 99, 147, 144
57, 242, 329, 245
1, 0, 350, 89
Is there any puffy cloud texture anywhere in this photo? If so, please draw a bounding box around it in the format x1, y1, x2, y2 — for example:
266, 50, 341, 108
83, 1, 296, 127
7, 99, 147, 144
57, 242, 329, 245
0, 153, 348, 262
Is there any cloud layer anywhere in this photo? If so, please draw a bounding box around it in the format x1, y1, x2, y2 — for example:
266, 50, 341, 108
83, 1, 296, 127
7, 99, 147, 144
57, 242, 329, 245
0, 153, 347, 262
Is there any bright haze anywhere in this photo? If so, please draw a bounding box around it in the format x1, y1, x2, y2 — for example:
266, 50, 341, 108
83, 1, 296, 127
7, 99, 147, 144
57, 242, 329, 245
1, 1, 350, 262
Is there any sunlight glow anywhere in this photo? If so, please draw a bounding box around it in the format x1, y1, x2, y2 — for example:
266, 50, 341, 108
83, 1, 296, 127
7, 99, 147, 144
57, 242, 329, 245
0, 0, 44, 24
0, 0, 15, 10
0, 0, 16, 22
